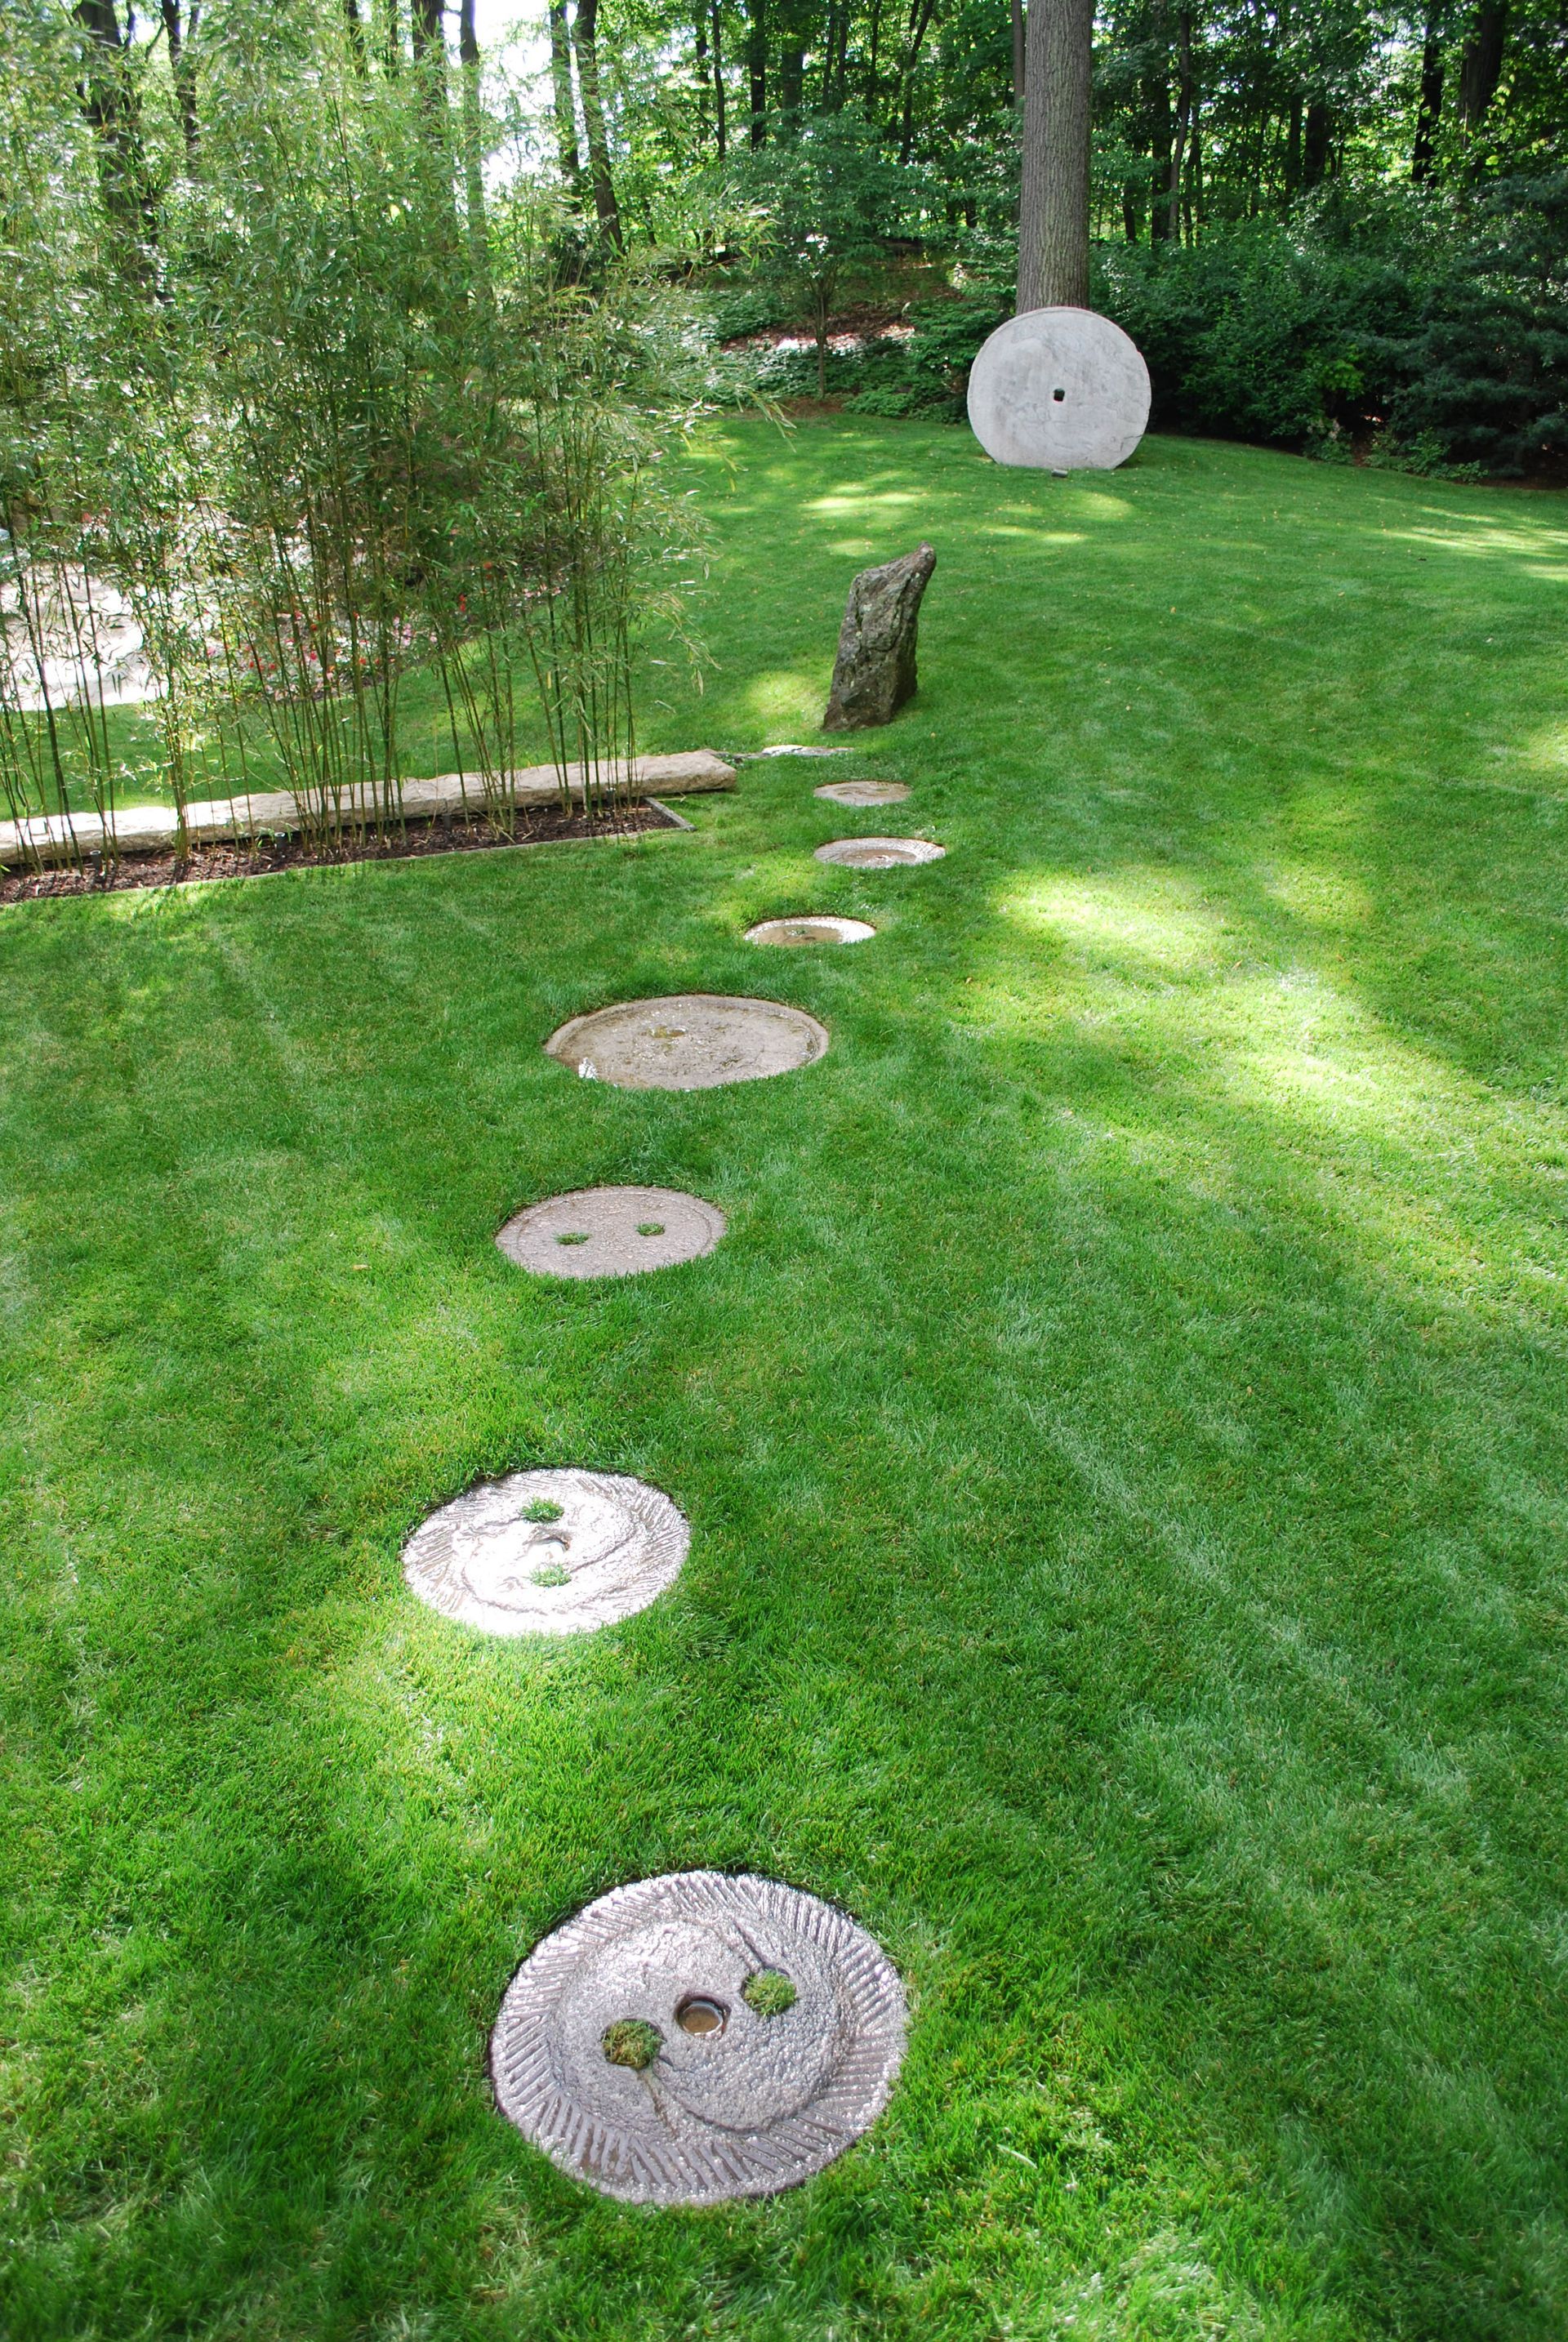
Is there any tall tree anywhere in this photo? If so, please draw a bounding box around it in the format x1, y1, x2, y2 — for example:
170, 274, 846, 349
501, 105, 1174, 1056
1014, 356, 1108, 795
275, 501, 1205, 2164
1017, 0, 1093, 305
548, 0, 582, 187
572, 0, 622, 244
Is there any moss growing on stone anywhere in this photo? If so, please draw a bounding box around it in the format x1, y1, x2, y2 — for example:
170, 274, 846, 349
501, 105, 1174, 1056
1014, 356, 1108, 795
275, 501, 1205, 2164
742, 1969, 797, 2019
601, 2018, 663, 2071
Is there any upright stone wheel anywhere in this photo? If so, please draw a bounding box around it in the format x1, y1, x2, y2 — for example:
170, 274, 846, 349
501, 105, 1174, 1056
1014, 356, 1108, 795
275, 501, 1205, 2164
968, 306, 1152, 472
403, 1468, 688, 1636
490, 1872, 906, 2204
545, 995, 830, 1090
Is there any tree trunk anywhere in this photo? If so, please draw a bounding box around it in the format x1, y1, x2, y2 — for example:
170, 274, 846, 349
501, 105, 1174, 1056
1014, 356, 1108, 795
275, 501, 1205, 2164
1412, 15, 1444, 177
711, 0, 728, 153
1303, 96, 1330, 185
1458, 0, 1508, 129
1010, 0, 1025, 105
1016, 0, 1092, 308
1285, 89, 1302, 194
159, 0, 200, 154
897, 0, 938, 161
457, 0, 489, 282
1165, 4, 1192, 242
74, 0, 159, 269
549, 0, 582, 185
573, 0, 623, 246
747, 0, 767, 144
343, 0, 368, 72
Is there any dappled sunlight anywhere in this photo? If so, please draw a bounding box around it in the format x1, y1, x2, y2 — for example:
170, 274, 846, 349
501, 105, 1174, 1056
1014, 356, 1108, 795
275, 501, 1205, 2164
981, 864, 1568, 1334
1260, 859, 1374, 928
1000, 867, 1241, 974
741, 667, 826, 728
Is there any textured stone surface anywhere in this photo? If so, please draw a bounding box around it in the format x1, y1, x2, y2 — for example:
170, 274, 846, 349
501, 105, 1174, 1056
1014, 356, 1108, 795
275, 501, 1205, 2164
968, 306, 1151, 472
745, 744, 853, 759
404, 1468, 688, 1636
497, 1187, 725, 1278
746, 915, 876, 947
546, 995, 829, 1091
0, 750, 736, 870
814, 836, 946, 870
823, 545, 937, 732
490, 1871, 906, 2204
813, 780, 911, 807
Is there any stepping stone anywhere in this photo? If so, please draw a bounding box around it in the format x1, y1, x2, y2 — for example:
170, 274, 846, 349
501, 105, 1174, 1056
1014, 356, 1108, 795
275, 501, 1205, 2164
814, 837, 946, 870
813, 781, 911, 807
746, 915, 875, 947
403, 1468, 688, 1636
490, 1870, 906, 2204
497, 1186, 724, 1277
744, 744, 853, 759
546, 995, 829, 1090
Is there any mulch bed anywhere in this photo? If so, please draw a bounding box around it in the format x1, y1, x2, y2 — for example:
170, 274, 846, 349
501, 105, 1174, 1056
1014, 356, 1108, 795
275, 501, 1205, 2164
1, 798, 682, 905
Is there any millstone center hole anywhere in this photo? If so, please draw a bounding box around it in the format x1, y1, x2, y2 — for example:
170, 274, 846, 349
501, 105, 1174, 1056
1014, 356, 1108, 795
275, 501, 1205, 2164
555, 1231, 590, 1246
637, 1222, 666, 1237
1053, 386, 1066, 402
675, 1993, 728, 2037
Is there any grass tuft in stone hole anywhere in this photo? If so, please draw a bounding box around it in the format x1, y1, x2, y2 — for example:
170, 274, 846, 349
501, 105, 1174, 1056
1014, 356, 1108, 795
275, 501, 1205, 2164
529, 1561, 572, 1587
602, 2019, 663, 2071
742, 1969, 797, 2018
637, 1222, 666, 1236
523, 1498, 564, 1523
555, 1231, 590, 1246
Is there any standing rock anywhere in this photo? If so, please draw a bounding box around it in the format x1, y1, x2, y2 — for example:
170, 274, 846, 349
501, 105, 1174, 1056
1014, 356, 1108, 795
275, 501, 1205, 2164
822, 542, 937, 732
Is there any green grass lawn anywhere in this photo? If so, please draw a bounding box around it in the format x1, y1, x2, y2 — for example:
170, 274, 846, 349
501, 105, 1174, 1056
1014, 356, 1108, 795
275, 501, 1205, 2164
5, 418, 1568, 2340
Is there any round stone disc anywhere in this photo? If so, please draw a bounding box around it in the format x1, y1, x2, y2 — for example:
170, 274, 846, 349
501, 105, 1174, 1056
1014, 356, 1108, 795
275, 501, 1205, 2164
403, 1468, 688, 1636
967, 306, 1152, 472
813, 780, 911, 807
814, 837, 946, 870
545, 995, 829, 1090
746, 915, 876, 947
497, 1186, 724, 1277
491, 1871, 906, 2204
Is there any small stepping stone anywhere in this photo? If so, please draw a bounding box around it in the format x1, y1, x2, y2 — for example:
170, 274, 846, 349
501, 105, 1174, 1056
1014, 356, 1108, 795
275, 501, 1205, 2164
813, 780, 911, 807
814, 837, 946, 870
546, 995, 829, 1090
744, 744, 853, 759
490, 1870, 906, 2204
403, 1468, 688, 1636
497, 1186, 724, 1277
745, 915, 875, 947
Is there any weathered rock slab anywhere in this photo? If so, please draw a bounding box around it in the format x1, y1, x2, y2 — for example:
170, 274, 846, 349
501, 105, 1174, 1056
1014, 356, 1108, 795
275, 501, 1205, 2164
490, 1871, 906, 2203
0, 750, 736, 870
823, 545, 936, 732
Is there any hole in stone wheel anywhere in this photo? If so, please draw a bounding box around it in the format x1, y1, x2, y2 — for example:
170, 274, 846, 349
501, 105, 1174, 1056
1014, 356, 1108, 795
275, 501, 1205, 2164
741, 1968, 797, 2019
637, 1222, 666, 1237
1053, 386, 1066, 402
523, 1498, 564, 1523
603, 2018, 664, 2070
555, 1231, 590, 1246
675, 1994, 728, 2037
530, 1561, 572, 1587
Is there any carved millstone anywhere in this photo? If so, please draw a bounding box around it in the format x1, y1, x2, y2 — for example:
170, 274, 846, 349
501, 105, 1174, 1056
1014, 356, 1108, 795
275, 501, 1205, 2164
823, 544, 936, 732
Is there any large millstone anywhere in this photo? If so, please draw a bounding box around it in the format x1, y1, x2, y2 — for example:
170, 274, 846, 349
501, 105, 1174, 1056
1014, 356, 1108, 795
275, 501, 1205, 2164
823, 544, 937, 732
545, 995, 829, 1091
403, 1468, 688, 1636
967, 307, 1151, 472
490, 1871, 906, 2204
